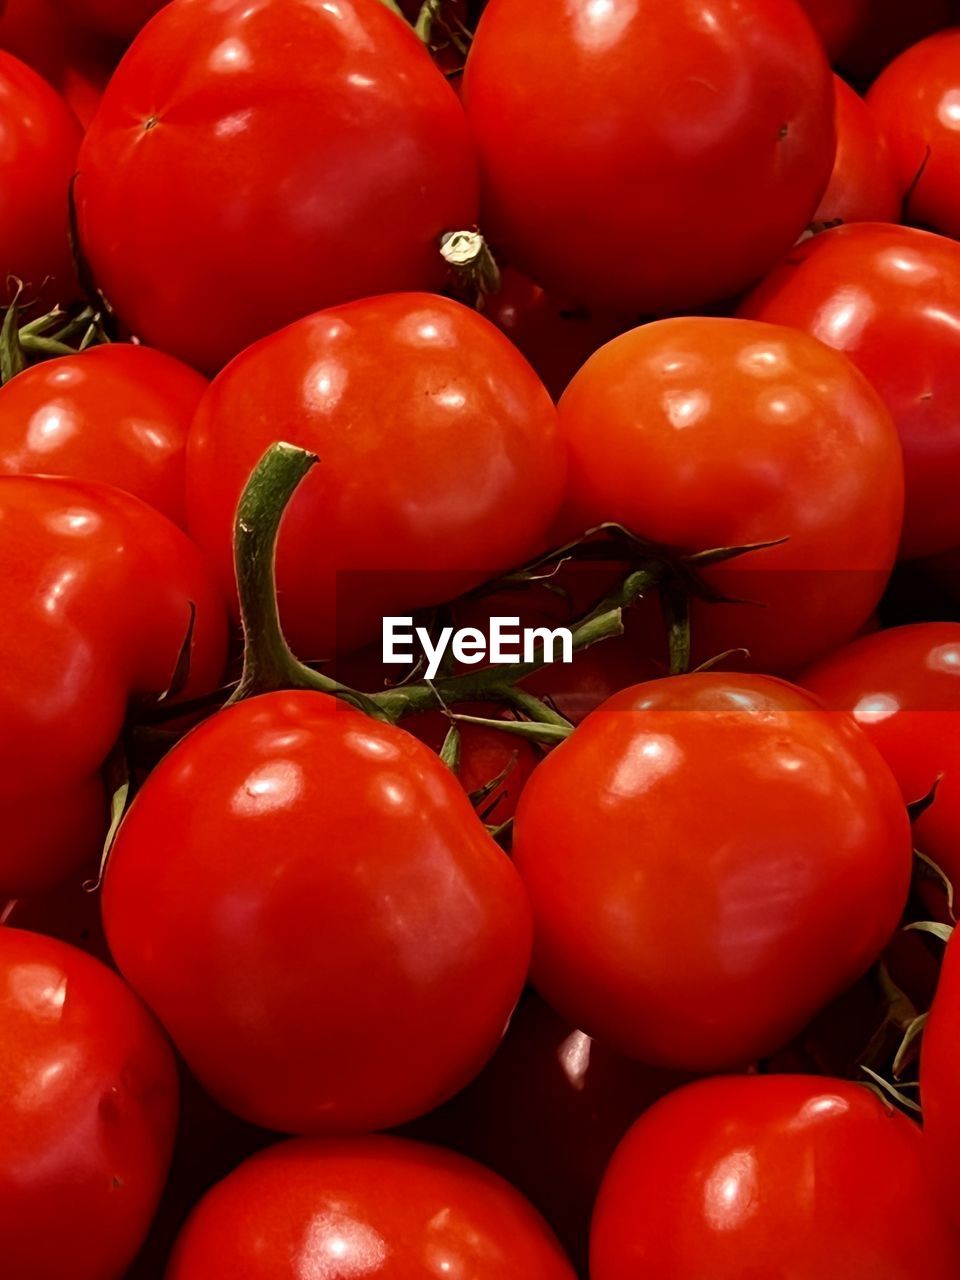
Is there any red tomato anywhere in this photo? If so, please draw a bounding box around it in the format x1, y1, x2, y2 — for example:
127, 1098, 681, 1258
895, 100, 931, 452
102, 691, 532, 1134
463, 0, 834, 316
0, 927, 179, 1280
0, 0, 118, 127
0, 344, 206, 525
512, 673, 911, 1071
166, 1135, 576, 1279
0, 475, 226, 895
921, 931, 960, 1229
0, 49, 81, 307
524, 632, 664, 726
591, 1075, 960, 1279
868, 31, 960, 242
75, 0, 478, 373
796, 0, 869, 60
801, 622, 960, 888
186, 293, 564, 659
558, 316, 903, 673
741, 223, 960, 561
813, 76, 901, 226
50, 0, 164, 42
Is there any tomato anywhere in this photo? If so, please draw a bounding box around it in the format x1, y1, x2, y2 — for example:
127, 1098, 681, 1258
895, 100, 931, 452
0, 0, 118, 127
462, 0, 834, 316
741, 223, 960, 561
558, 316, 903, 674
868, 31, 960, 242
165, 1135, 575, 1278
801, 622, 960, 888
102, 691, 531, 1134
0, 475, 226, 895
813, 76, 901, 226
0, 344, 206, 525
512, 673, 911, 1071
524, 631, 664, 726
75, 0, 478, 374
0, 50, 81, 308
591, 1074, 960, 1279
921, 930, 960, 1229
50, 0, 164, 42
796, 0, 869, 61
0, 927, 179, 1280
186, 293, 564, 659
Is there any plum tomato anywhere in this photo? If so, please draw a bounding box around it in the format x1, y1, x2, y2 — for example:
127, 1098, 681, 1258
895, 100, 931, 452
741, 223, 960, 561
0, 927, 179, 1280
921, 929, 960, 1230
74, 0, 478, 373
186, 293, 564, 659
813, 76, 901, 227
591, 1074, 960, 1279
558, 316, 903, 673
0, 343, 206, 525
462, 0, 835, 316
101, 691, 532, 1134
511, 673, 912, 1071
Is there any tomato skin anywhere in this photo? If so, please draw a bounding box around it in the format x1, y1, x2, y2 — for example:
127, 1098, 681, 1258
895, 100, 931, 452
921, 932, 960, 1230
0, 927, 179, 1280
559, 316, 903, 674
50, 0, 164, 42
186, 293, 564, 658
741, 223, 960, 561
75, 0, 478, 374
0, 344, 206, 525
814, 76, 901, 226
591, 1074, 960, 1279
165, 1135, 575, 1279
463, 0, 834, 316
512, 673, 911, 1071
0, 475, 226, 895
102, 691, 532, 1134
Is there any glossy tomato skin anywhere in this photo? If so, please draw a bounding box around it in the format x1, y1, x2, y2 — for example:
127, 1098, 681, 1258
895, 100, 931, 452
50, 0, 164, 42
463, 0, 834, 316
102, 691, 532, 1134
512, 674, 912, 1071
921, 931, 960, 1229
75, 0, 478, 373
0, 927, 179, 1280
814, 76, 901, 226
186, 293, 564, 658
801, 623, 960, 888
0, 475, 226, 895
741, 223, 960, 561
0, 344, 206, 524
591, 1074, 960, 1279
166, 1135, 576, 1279
0, 49, 81, 307
869, 32, 960, 242
559, 316, 903, 673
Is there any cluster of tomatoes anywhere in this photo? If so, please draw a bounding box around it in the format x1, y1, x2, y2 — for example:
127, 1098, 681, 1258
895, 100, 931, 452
6, 0, 960, 1276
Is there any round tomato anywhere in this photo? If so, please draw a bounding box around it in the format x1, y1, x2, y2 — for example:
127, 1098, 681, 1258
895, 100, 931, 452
463, 0, 834, 315
512, 673, 911, 1071
186, 293, 564, 659
166, 1135, 576, 1279
0, 344, 206, 525
0, 927, 178, 1280
591, 1075, 960, 1279
558, 316, 903, 673
813, 76, 901, 226
50, 0, 164, 42
102, 691, 532, 1134
921, 929, 960, 1229
75, 0, 478, 373
741, 223, 960, 561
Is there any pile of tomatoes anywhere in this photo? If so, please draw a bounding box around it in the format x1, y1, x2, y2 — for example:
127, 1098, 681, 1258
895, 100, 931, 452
6, 0, 960, 1276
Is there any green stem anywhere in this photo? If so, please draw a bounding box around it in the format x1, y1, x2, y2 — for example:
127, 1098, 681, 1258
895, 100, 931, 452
376, 0, 405, 15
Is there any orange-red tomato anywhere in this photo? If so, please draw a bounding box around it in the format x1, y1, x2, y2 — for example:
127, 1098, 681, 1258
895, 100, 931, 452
813, 76, 901, 226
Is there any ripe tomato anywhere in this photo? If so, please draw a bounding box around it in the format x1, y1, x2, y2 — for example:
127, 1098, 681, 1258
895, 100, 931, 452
463, 0, 834, 316
0, 927, 179, 1280
591, 1075, 960, 1279
0, 475, 226, 895
868, 31, 960, 242
75, 0, 478, 373
801, 622, 960, 888
921, 930, 960, 1229
186, 293, 564, 659
741, 223, 960, 561
0, 344, 206, 525
813, 76, 901, 226
166, 1135, 576, 1279
558, 316, 903, 673
102, 691, 532, 1134
50, 0, 164, 42
0, 49, 81, 307
0, 0, 118, 127
512, 673, 911, 1071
